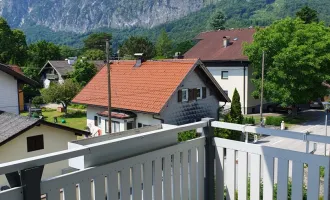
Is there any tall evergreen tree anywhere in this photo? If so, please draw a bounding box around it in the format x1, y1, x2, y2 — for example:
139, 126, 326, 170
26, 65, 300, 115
156, 29, 173, 58
296, 6, 319, 24
230, 88, 243, 124
209, 10, 226, 30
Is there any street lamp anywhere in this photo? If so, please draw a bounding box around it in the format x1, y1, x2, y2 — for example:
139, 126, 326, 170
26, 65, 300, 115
322, 102, 330, 156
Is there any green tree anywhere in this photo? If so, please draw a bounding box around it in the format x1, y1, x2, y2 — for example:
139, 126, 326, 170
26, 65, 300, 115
0, 18, 28, 65
59, 45, 78, 59
41, 80, 81, 114
83, 32, 112, 53
70, 59, 97, 86
209, 10, 226, 30
215, 88, 243, 141
244, 18, 330, 110
296, 6, 319, 24
119, 36, 155, 60
82, 49, 105, 60
156, 29, 173, 58
173, 40, 194, 55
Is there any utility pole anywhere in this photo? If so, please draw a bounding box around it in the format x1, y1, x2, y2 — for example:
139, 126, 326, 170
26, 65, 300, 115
106, 39, 111, 134
260, 50, 265, 126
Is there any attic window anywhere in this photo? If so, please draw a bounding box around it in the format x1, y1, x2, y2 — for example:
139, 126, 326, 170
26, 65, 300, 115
27, 135, 44, 152
221, 71, 229, 79
182, 89, 189, 102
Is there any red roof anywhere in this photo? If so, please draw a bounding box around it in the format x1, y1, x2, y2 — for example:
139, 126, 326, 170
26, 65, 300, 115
9, 65, 23, 74
184, 29, 255, 61
72, 59, 200, 113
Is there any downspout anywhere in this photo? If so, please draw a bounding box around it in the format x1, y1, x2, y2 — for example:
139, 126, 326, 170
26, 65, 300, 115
243, 64, 246, 115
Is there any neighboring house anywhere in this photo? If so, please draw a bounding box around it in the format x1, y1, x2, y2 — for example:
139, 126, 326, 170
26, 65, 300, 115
0, 111, 88, 187
39, 58, 105, 88
0, 63, 38, 114
72, 58, 230, 135
184, 28, 261, 114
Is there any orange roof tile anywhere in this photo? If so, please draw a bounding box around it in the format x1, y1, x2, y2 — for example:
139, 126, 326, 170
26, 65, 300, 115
72, 59, 200, 113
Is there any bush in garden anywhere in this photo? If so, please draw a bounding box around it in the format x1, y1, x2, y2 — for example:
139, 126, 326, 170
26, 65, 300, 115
265, 116, 284, 126
178, 130, 197, 142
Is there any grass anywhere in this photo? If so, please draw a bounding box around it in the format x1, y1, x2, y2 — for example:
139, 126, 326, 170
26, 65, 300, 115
245, 114, 309, 129
21, 109, 87, 131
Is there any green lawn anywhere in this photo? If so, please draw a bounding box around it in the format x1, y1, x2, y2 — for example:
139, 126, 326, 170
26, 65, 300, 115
21, 109, 87, 130
245, 114, 309, 129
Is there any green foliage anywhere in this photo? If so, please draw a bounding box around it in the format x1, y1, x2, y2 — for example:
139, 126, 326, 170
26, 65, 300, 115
32, 96, 44, 108
265, 116, 284, 126
69, 103, 87, 110
59, 45, 79, 59
83, 32, 112, 53
296, 6, 319, 24
215, 89, 243, 141
244, 18, 330, 107
22, 85, 41, 102
70, 59, 97, 86
156, 29, 173, 58
173, 40, 194, 55
82, 49, 105, 60
209, 9, 226, 30
119, 36, 155, 59
178, 130, 197, 142
243, 116, 255, 125
41, 79, 81, 113
0, 18, 27, 65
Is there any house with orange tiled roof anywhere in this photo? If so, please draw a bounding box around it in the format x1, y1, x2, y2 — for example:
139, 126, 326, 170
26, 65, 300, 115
184, 28, 263, 114
72, 57, 230, 135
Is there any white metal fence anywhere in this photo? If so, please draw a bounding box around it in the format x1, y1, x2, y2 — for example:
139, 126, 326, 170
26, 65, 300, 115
1, 120, 330, 200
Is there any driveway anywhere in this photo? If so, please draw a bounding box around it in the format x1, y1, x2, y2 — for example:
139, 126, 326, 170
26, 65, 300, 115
256, 109, 330, 155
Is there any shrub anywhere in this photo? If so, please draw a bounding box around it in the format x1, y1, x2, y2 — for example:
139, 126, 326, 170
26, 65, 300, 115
265, 116, 284, 126
69, 104, 87, 110
243, 116, 255, 125
32, 96, 44, 108
178, 130, 197, 142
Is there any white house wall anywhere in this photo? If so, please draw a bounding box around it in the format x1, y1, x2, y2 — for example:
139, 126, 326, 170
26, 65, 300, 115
135, 112, 162, 126
161, 69, 220, 125
0, 70, 19, 114
0, 124, 77, 186
207, 66, 248, 114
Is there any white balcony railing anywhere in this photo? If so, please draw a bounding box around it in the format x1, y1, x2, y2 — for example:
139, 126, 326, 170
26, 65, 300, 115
0, 119, 330, 200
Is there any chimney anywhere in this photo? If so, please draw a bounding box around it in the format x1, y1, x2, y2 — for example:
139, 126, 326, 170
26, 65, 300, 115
173, 52, 184, 59
223, 36, 230, 48
134, 53, 145, 67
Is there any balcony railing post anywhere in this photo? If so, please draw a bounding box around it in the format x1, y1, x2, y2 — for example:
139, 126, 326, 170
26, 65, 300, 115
20, 166, 44, 200
202, 118, 215, 200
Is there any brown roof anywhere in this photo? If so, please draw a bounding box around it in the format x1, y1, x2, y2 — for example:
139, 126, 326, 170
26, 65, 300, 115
184, 29, 255, 62
9, 65, 23, 74
72, 59, 229, 114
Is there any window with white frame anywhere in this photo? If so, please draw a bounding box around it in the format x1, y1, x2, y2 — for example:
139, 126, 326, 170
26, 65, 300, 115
112, 121, 120, 133
182, 89, 188, 102
196, 88, 202, 99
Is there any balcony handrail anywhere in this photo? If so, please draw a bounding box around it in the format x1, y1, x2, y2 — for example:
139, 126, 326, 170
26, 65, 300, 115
212, 121, 330, 144
0, 121, 207, 175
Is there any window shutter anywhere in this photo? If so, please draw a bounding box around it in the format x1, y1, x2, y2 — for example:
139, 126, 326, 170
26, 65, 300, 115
188, 89, 194, 101
202, 87, 207, 99
194, 88, 198, 100
178, 90, 182, 102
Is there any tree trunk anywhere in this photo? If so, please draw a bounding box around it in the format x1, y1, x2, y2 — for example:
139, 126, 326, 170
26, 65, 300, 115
292, 105, 298, 116
61, 101, 68, 115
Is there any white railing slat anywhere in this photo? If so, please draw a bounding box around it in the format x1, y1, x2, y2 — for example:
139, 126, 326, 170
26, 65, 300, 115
182, 149, 189, 200
173, 152, 181, 200
154, 158, 162, 199
132, 164, 142, 200
163, 155, 172, 200
79, 179, 92, 200
64, 183, 76, 200
226, 149, 236, 200
94, 175, 105, 200
143, 161, 153, 200
324, 166, 329, 199
198, 145, 205, 200
216, 147, 224, 200
262, 156, 274, 200
277, 158, 289, 200
107, 171, 118, 200
307, 164, 320, 200
250, 154, 261, 200
120, 168, 130, 200
0, 187, 23, 200
291, 161, 304, 200
190, 147, 197, 200
238, 151, 248, 200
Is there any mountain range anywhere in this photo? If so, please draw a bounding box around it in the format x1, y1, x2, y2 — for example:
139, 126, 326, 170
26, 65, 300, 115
1, 0, 330, 47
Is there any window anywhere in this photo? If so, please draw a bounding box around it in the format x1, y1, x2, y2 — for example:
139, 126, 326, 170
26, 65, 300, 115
196, 88, 202, 99
127, 121, 134, 130
94, 116, 98, 126
182, 89, 188, 102
105, 120, 109, 133
224, 90, 229, 96
112, 121, 120, 133
98, 117, 101, 126
138, 123, 143, 128
221, 71, 229, 79
27, 135, 44, 152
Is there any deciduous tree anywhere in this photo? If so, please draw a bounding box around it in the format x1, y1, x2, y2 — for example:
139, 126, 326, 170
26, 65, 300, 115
119, 36, 155, 59
82, 49, 105, 60
244, 18, 330, 109
41, 80, 81, 114
83, 32, 112, 53
296, 6, 319, 24
156, 29, 173, 58
70, 59, 97, 86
